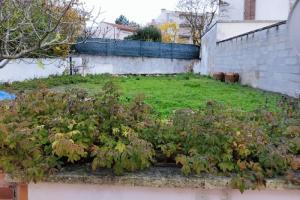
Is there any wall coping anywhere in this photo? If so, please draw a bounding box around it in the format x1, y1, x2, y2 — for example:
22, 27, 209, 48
201, 20, 281, 39
216, 20, 287, 44
6, 166, 300, 190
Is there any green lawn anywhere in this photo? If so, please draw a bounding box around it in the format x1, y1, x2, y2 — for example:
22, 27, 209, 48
0, 74, 282, 117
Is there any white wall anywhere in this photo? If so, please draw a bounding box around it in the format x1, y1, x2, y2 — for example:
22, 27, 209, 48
199, 22, 300, 97
0, 56, 198, 83
219, 0, 291, 21
256, 0, 290, 20
28, 183, 300, 200
0, 59, 68, 83
288, 0, 300, 56
216, 21, 279, 40
80, 55, 199, 75
219, 0, 245, 21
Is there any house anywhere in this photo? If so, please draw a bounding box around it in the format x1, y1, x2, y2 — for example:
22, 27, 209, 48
93, 22, 137, 40
212, 0, 296, 41
151, 9, 195, 44
219, 0, 296, 21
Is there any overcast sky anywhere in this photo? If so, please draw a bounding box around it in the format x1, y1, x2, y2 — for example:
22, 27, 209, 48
82, 0, 178, 25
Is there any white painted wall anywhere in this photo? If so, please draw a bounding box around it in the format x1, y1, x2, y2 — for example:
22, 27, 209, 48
216, 21, 279, 40
28, 183, 300, 200
0, 59, 69, 83
219, 0, 245, 20
80, 55, 198, 75
0, 56, 198, 83
288, 0, 300, 56
219, 0, 292, 21
256, 0, 290, 20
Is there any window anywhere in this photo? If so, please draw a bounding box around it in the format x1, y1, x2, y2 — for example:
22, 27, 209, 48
244, 0, 256, 20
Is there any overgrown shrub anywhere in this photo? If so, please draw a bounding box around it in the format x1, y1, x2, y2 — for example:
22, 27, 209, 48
0, 81, 300, 192
140, 99, 300, 192
125, 25, 162, 42
0, 81, 154, 181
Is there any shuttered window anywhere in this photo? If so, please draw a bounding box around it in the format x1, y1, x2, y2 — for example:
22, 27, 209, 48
244, 0, 256, 20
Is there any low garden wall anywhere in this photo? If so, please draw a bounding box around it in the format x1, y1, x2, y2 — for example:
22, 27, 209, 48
78, 55, 199, 75
0, 59, 67, 83
18, 167, 300, 200
28, 183, 300, 200
0, 56, 199, 82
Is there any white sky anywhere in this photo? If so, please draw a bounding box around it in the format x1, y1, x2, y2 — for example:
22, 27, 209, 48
82, 0, 178, 25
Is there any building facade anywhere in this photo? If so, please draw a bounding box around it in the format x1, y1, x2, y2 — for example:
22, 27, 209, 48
93, 22, 137, 40
151, 9, 193, 44
219, 0, 296, 21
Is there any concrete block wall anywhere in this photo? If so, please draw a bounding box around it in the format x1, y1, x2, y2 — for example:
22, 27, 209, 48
200, 22, 300, 97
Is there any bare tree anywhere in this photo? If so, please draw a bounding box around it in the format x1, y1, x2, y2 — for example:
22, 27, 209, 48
0, 0, 99, 68
177, 0, 227, 45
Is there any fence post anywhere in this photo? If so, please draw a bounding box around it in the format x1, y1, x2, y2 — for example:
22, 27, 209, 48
171, 43, 173, 60
106, 40, 109, 56
159, 43, 162, 57
139, 40, 142, 57
69, 56, 73, 75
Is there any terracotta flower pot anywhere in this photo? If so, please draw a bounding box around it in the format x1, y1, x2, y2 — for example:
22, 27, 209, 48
233, 73, 240, 82
225, 73, 239, 83
212, 72, 225, 82
0, 169, 4, 182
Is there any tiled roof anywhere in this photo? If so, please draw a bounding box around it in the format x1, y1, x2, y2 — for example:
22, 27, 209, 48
104, 22, 137, 32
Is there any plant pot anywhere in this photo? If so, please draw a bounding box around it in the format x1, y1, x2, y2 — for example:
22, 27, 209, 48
0, 169, 4, 181
212, 72, 225, 82
225, 73, 240, 83
233, 73, 240, 82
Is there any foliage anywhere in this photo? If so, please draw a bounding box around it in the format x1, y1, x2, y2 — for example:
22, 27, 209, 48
0, 74, 282, 118
115, 15, 130, 25
0, 0, 94, 68
125, 25, 162, 42
115, 15, 139, 28
0, 79, 299, 192
0, 81, 155, 181
140, 100, 300, 192
159, 22, 180, 43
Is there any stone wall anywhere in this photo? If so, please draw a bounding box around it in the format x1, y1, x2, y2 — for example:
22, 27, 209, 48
199, 22, 300, 97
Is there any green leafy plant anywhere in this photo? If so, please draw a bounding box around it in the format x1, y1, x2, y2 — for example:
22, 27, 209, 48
0, 81, 299, 192
0, 81, 155, 182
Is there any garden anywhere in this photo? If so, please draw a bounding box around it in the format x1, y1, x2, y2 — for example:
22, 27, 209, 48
0, 74, 300, 192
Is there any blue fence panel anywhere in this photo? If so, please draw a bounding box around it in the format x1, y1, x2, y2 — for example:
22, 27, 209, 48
75, 39, 200, 60
141, 41, 161, 57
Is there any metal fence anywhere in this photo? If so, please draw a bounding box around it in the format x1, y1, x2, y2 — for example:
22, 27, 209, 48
75, 39, 200, 60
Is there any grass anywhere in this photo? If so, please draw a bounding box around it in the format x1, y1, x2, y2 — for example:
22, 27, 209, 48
0, 74, 283, 118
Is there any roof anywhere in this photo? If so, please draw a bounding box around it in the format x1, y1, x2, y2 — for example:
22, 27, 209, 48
103, 22, 137, 32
